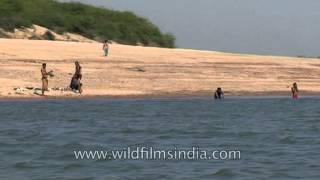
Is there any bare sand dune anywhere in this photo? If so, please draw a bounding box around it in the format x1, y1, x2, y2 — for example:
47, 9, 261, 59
0, 24, 96, 43
0, 38, 320, 98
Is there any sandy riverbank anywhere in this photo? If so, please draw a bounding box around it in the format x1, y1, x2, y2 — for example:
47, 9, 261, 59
1, 38, 320, 98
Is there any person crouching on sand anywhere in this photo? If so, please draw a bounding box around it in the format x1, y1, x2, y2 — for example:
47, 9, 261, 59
41, 63, 49, 96
291, 82, 299, 99
103, 40, 109, 57
214, 87, 224, 99
70, 61, 83, 94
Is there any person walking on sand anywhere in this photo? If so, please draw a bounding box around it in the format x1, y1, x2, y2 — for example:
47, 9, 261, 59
41, 63, 49, 96
103, 40, 109, 57
70, 61, 83, 94
291, 82, 299, 99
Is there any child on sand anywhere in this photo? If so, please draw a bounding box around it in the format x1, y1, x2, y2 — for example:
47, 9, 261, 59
103, 40, 109, 57
41, 63, 54, 96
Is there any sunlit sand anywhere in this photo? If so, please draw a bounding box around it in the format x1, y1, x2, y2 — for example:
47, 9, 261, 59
1, 38, 320, 98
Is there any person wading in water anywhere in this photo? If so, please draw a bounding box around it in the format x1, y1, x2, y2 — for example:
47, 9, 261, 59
214, 87, 224, 99
291, 82, 299, 99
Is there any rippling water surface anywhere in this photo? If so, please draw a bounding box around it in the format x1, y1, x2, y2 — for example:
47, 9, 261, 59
0, 97, 320, 179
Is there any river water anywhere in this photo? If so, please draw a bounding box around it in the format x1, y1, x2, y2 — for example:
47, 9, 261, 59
0, 97, 319, 179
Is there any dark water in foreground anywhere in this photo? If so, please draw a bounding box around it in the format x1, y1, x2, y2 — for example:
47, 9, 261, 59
0, 97, 320, 179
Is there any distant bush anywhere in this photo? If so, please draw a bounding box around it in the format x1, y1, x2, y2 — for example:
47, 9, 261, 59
43, 31, 56, 40
0, 0, 175, 48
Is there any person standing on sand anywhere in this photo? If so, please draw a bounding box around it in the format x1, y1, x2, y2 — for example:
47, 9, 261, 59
103, 40, 109, 57
291, 82, 299, 99
41, 63, 49, 96
70, 61, 83, 94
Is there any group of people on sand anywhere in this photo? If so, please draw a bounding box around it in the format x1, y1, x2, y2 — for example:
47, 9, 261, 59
41, 61, 82, 96
214, 82, 300, 100
40, 39, 301, 99
40, 40, 110, 96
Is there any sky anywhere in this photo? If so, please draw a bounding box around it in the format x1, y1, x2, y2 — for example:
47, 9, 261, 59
60, 0, 320, 56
